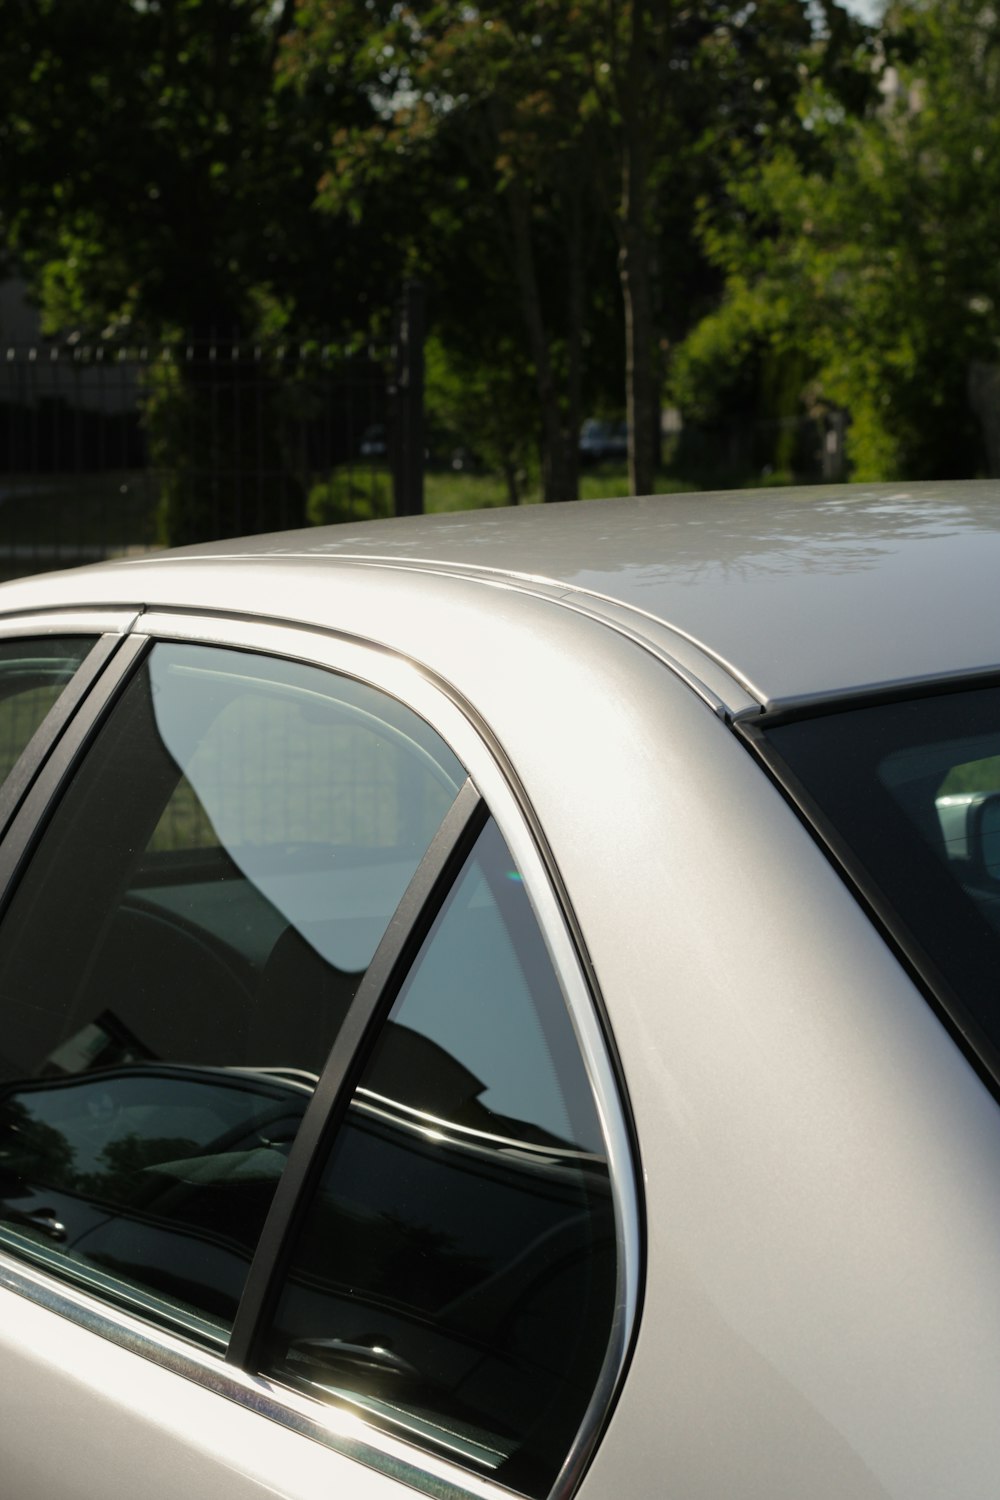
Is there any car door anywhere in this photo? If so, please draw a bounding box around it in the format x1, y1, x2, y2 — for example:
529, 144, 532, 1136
0, 609, 638, 1500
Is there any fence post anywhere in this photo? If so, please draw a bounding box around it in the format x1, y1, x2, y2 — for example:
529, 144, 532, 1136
392, 281, 425, 517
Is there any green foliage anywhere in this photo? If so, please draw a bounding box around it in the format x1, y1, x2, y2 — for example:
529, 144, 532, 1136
424, 337, 538, 503
292, 0, 622, 500
0, 0, 401, 338
5, 0, 947, 530
677, 0, 1000, 481
143, 356, 303, 546
280, 0, 858, 500
0, 0, 410, 542
307, 467, 393, 526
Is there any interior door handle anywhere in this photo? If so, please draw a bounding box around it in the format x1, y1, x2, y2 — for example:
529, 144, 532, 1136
16, 1206, 67, 1242
287, 1336, 417, 1379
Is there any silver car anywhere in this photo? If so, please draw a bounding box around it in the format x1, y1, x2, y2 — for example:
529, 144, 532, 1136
0, 481, 998, 1500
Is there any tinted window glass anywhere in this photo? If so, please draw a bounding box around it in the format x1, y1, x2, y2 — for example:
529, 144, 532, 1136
0, 642, 464, 1346
764, 686, 1000, 1061
263, 819, 615, 1496
0, 636, 94, 785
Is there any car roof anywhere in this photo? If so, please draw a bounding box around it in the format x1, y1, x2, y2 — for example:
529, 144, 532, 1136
3, 479, 999, 714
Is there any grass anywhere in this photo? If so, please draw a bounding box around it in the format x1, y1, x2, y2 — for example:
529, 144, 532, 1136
307, 462, 709, 524
427, 466, 703, 509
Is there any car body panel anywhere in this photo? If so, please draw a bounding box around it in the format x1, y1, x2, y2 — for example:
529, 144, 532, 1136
0, 1273, 490, 1500
0, 487, 998, 1498
1, 481, 999, 712
561, 655, 1000, 1500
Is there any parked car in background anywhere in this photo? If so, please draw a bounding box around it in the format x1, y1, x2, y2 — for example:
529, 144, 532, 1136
358, 423, 387, 459
578, 417, 628, 464
0, 482, 999, 1500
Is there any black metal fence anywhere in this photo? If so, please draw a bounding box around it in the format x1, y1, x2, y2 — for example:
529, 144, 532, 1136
0, 322, 419, 580
0, 292, 845, 583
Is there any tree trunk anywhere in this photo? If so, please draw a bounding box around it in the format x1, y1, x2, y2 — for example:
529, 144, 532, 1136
617, 0, 661, 498
501, 457, 522, 506
563, 180, 586, 501
504, 177, 578, 502
620, 224, 658, 496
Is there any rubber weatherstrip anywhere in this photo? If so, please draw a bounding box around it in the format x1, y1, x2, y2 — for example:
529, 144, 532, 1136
226, 776, 488, 1371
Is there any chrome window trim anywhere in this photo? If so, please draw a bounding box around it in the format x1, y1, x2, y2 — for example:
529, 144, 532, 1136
2, 605, 642, 1500
0, 607, 140, 639
0, 1224, 229, 1351
0, 1253, 502, 1500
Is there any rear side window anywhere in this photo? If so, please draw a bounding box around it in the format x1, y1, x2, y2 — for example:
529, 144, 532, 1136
0, 636, 94, 786
761, 684, 1000, 1072
261, 818, 616, 1498
0, 642, 464, 1347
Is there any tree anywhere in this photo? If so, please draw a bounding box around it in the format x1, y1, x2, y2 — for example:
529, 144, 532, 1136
284, 0, 619, 502
675, 0, 1000, 481
284, 0, 847, 500
574, 0, 829, 493
425, 336, 539, 504
0, 0, 405, 540
0, 0, 404, 337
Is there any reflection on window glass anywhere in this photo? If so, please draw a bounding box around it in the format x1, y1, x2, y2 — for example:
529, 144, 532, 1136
0, 642, 464, 1345
0, 636, 94, 787
263, 820, 616, 1498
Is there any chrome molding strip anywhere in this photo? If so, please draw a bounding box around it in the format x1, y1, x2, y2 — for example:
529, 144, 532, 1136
354, 1085, 608, 1166
330, 558, 751, 718
0, 1226, 228, 1350
0, 1253, 505, 1500
0, 607, 140, 638
339, 557, 759, 714
512, 823, 642, 1500
543, 590, 735, 718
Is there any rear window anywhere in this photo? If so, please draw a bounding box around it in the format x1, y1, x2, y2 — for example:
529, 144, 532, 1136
761, 685, 1000, 1070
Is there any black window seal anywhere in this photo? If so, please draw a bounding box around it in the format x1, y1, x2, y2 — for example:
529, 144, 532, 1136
226, 775, 488, 1370
733, 705, 1000, 1108
0, 634, 151, 919
0, 632, 126, 842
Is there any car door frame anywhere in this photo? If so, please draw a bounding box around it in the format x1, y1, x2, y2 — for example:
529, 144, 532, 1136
0, 603, 642, 1500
